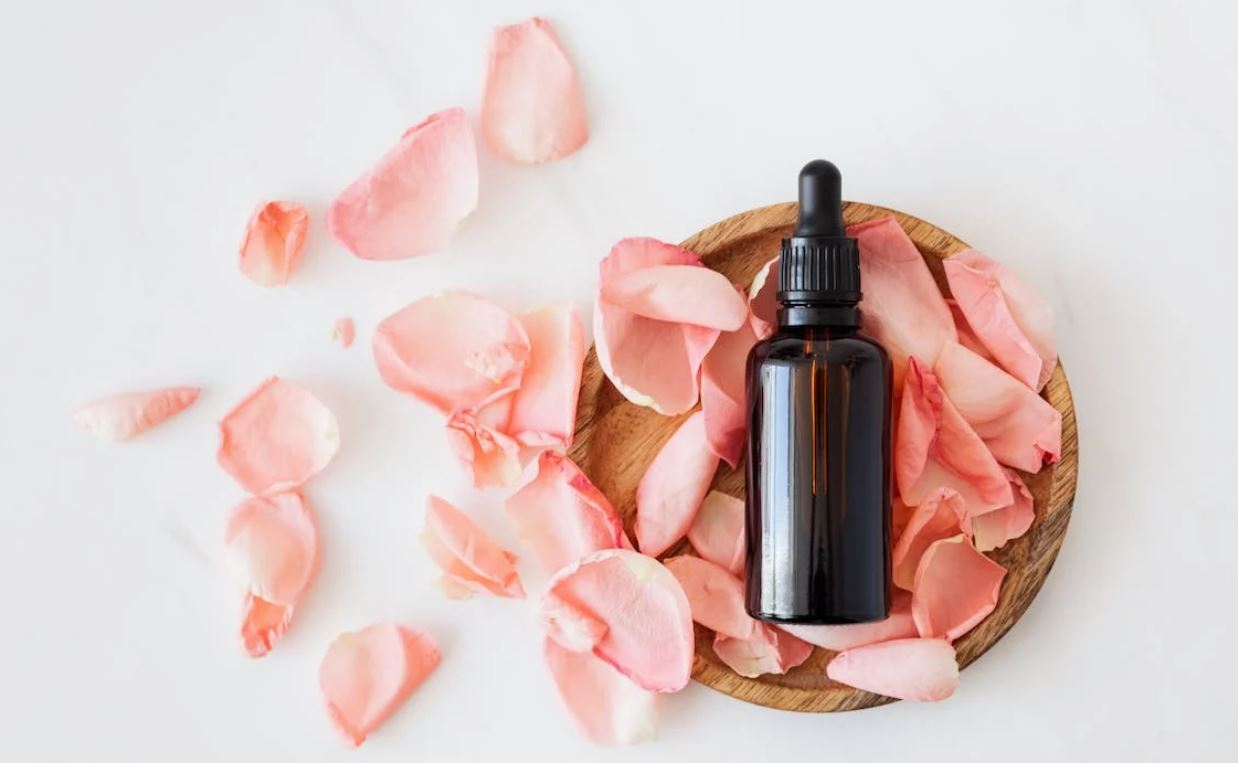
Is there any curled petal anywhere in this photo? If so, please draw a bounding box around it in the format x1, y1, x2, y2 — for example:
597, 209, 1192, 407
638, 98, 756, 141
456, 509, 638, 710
508, 303, 587, 447
687, 491, 745, 576
635, 411, 719, 557
332, 317, 355, 349
701, 301, 757, 467
712, 625, 813, 679
891, 488, 968, 591
970, 469, 1035, 552
421, 495, 524, 598
912, 535, 1006, 641
544, 638, 658, 746
239, 593, 294, 658
601, 265, 748, 330
481, 18, 588, 164
238, 201, 308, 287
224, 491, 318, 606
504, 451, 631, 574
328, 108, 478, 260
781, 591, 917, 651
73, 386, 200, 442
445, 405, 523, 489
664, 555, 756, 639
539, 549, 694, 693
944, 249, 1056, 390
319, 625, 441, 747
373, 292, 531, 414
217, 377, 339, 495
747, 256, 779, 340
826, 638, 958, 702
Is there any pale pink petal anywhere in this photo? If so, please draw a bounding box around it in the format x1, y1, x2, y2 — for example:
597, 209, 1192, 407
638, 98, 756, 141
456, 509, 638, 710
319, 625, 441, 747
504, 451, 632, 574
481, 18, 588, 164
947, 299, 994, 362
826, 638, 958, 701
847, 217, 956, 390
237, 201, 308, 286
891, 488, 968, 590
712, 624, 813, 678
686, 490, 745, 576
635, 411, 719, 557
944, 249, 1057, 390
891, 496, 914, 542
445, 404, 523, 489
373, 292, 531, 414
541, 590, 609, 652
601, 265, 748, 331
912, 535, 1006, 641
701, 300, 758, 467
544, 638, 658, 746
934, 342, 1062, 473
539, 549, 694, 693
73, 386, 200, 442
217, 377, 339, 495
332, 317, 355, 349
421, 495, 524, 598
970, 469, 1036, 552
747, 256, 779, 340
781, 591, 917, 651
508, 303, 587, 447
328, 108, 478, 260
239, 593, 294, 658
224, 491, 318, 605
664, 555, 756, 639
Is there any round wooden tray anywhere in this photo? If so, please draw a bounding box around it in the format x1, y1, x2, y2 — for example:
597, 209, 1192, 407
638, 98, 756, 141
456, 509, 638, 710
568, 201, 1078, 712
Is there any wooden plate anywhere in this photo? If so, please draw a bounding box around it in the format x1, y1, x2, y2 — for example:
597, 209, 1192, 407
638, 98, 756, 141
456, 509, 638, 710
568, 201, 1078, 712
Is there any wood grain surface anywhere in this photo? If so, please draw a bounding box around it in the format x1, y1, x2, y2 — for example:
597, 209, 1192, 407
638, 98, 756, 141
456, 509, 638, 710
568, 201, 1078, 712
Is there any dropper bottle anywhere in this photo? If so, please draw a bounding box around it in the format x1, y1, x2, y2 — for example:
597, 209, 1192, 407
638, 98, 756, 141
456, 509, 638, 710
744, 160, 892, 624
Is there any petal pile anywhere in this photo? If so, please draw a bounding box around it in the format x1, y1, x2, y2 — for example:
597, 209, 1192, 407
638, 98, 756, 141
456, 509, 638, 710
445, 403, 523, 489
700, 294, 758, 467
686, 490, 746, 576
328, 108, 478, 260
237, 201, 309, 287
319, 624, 441, 747
421, 495, 524, 599
481, 18, 588, 164
912, 535, 1007, 641
782, 591, 917, 651
543, 638, 658, 746
826, 638, 959, 701
712, 626, 813, 679
73, 386, 200, 442
635, 411, 719, 557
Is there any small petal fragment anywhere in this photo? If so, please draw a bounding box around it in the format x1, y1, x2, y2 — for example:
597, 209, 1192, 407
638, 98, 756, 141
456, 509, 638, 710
73, 386, 200, 442
781, 591, 917, 651
712, 625, 813, 678
445, 406, 523, 489
687, 491, 745, 576
319, 625, 441, 747
481, 18, 588, 164
332, 317, 355, 349
827, 638, 959, 701
664, 555, 755, 639
421, 495, 524, 598
373, 292, 531, 414
508, 303, 587, 447
912, 535, 1007, 641
504, 451, 631, 574
891, 488, 968, 591
747, 256, 779, 340
635, 411, 719, 557
544, 638, 658, 746
239, 593, 294, 658
970, 469, 1035, 552
217, 377, 339, 495
539, 549, 694, 693
701, 302, 758, 467
238, 201, 309, 287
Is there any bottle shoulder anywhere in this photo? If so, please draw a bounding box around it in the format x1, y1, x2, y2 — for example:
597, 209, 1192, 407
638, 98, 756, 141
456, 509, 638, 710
749, 328, 891, 365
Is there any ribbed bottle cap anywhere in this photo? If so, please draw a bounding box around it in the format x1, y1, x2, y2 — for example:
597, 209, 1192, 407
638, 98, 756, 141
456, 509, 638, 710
777, 160, 862, 305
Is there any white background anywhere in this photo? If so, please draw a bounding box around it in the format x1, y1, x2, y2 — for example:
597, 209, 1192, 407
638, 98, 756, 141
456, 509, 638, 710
2, 1, 1236, 761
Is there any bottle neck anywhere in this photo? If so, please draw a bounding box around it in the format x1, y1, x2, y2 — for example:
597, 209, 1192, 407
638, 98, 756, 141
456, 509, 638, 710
777, 302, 860, 329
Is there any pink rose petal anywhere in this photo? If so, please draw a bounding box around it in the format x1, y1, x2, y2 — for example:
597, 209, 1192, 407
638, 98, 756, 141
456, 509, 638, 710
686, 490, 745, 576
747, 256, 779, 340
217, 377, 339, 495
481, 18, 588, 164
319, 624, 441, 747
239, 593, 294, 659
712, 624, 813, 678
332, 317, 355, 349
970, 468, 1036, 552
508, 303, 587, 447
237, 201, 308, 287
891, 488, 968, 591
664, 555, 756, 639
948, 299, 994, 362
912, 535, 1007, 641
373, 292, 531, 414
445, 403, 523, 489
826, 638, 959, 701
539, 549, 694, 693
543, 637, 658, 746
781, 591, 917, 651
701, 299, 758, 467
944, 249, 1057, 390
73, 386, 200, 442
328, 108, 478, 260
421, 495, 524, 599
635, 411, 719, 557
504, 451, 631, 574
601, 265, 748, 331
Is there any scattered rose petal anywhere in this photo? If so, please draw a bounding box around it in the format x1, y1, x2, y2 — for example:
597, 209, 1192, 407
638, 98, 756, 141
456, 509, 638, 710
544, 638, 658, 746
319, 624, 441, 747
712, 624, 813, 678
970, 469, 1035, 552
445, 402, 523, 489
934, 342, 1061, 473
686, 490, 745, 576
891, 488, 968, 591
504, 451, 631, 574
539, 549, 694, 693
373, 291, 531, 414
73, 386, 200, 442
217, 376, 339, 495
664, 555, 756, 639
944, 249, 1057, 390
847, 217, 956, 390
238, 592, 294, 658
826, 638, 959, 701
912, 535, 1007, 641
237, 201, 309, 287
635, 411, 719, 557
328, 108, 478, 260
508, 303, 587, 447
481, 18, 588, 164
332, 317, 355, 349
747, 256, 779, 340
781, 591, 917, 651
421, 495, 524, 598
701, 298, 758, 467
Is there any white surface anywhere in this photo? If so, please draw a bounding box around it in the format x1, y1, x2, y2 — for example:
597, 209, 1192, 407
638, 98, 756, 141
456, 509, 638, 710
1, 1, 1235, 760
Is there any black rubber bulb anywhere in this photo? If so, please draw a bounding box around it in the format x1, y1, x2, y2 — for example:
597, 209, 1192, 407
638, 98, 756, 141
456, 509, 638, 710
794, 159, 845, 237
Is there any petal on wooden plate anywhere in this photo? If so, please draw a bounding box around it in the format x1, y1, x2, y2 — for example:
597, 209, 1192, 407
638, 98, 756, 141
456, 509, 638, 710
781, 591, 917, 651
712, 624, 813, 678
421, 495, 524, 598
508, 302, 587, 447
601, 265, 747, 331
970, 468, 1036, 552
237, 201, 309, 287
826, 638, 958, 701
912, 535, 1006, 641
664, 555, 755, 639
701, 301, 758, 467
543, 637, 658, 746
891, 488, 968, 591
686, 491, 745, 576
635, 411, 719, 557
74, 386, 200, 442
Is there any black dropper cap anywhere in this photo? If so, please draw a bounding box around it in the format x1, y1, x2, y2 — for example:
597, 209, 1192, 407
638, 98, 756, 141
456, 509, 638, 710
777, 160, 861, 305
